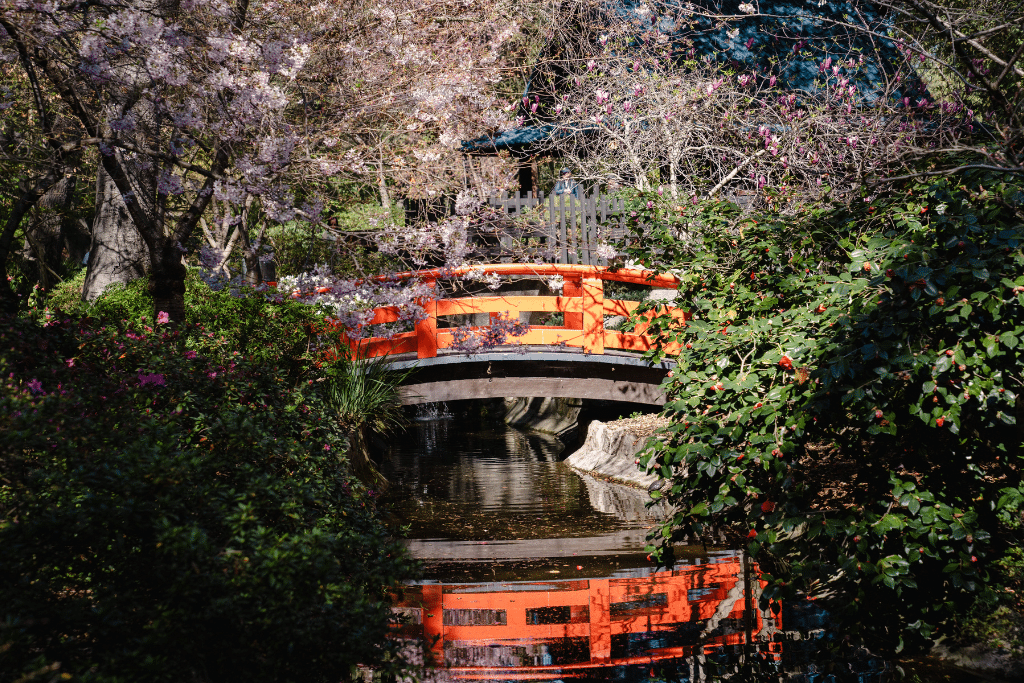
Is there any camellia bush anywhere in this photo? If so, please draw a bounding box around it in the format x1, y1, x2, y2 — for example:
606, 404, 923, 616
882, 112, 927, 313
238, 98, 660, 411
0, 304, 416, 682
626, 170, 1024, 654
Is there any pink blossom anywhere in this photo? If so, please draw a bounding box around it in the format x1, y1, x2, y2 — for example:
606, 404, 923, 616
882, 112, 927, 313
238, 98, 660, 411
138, 372, 166, 387
156, 311, 170, 324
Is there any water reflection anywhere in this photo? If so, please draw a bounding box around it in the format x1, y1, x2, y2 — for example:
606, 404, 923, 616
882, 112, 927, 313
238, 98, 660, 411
396, 551, 783, 681
383, 405, 895, 682
382, 406, 662, 545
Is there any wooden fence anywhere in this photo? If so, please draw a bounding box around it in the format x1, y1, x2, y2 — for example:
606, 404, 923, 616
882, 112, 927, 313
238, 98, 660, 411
486, 191, 628, 266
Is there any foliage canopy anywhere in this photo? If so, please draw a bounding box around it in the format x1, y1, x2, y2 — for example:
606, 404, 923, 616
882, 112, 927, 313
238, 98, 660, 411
629, 170, 1024, 653
0, 298, 415, 682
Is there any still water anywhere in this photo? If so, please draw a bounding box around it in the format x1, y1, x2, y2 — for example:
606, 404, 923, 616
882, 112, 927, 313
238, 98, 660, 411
379, 403, 891, 682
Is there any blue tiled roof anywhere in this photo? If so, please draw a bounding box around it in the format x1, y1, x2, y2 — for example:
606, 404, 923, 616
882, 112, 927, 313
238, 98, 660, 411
462, 125, 559, 154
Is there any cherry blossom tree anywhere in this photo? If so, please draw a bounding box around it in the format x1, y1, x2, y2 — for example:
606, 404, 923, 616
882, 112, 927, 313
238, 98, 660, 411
285, 0, 526, 205
0, 0, 317, 319
517, 0, 1021, 203
0, 0, 535, 317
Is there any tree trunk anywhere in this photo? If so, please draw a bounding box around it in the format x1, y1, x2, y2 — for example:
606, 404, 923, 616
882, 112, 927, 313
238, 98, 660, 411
0, 172, 62, 313
21, 175, 77, 292
149, 234, 187, 323
82, 163, 149, 301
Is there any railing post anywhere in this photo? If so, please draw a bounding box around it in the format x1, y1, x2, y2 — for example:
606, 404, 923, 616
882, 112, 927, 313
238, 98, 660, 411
416, 278, 438, 359
582, 277, 604, 354
589, 578, 612, 662
421, 584, 444, 666
563, 275, 582, 330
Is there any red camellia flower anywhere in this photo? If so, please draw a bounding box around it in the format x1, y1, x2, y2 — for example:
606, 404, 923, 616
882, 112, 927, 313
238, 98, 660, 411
778, 355, 794, 370
815, 304, 827, 314
761, 500, 776, 513
936, 417, 945, 427
747, 529, 758, 538
875, 410, 884, 419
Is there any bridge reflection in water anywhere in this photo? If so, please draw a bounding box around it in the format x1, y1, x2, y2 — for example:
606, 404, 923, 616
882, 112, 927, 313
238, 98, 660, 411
394, 551, 782, 681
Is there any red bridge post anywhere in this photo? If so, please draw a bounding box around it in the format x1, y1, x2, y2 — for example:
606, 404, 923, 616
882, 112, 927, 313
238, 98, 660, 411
563, 274, 583, 330
416, 278, 438, 359
582, 277, 604, 354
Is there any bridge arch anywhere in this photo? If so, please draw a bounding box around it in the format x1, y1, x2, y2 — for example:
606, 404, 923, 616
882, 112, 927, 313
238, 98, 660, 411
339, 264, 686, 405
388, 349, 676, 405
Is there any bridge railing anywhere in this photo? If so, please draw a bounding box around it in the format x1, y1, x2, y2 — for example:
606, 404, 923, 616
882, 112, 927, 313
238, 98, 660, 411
344, 264, 687, 360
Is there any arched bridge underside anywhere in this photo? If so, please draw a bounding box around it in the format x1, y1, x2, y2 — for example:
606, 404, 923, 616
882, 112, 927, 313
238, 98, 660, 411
387, 348, 675, 405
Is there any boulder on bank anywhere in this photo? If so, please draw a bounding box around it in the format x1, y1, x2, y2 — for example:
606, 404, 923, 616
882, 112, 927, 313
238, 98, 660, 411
565, 415, 671, 489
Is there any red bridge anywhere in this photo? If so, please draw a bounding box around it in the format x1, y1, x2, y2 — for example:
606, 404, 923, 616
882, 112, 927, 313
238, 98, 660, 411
343, 264, 688, 406
394, 553, 782, 678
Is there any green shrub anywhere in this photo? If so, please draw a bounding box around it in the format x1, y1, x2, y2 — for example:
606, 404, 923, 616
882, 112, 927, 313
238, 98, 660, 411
0, 313, 416, 683
960, 546, 1024, 652
41, 269, 345, 380
628, 171, 1024, 654
267, 203, 404, 278
42, 265, 88, 313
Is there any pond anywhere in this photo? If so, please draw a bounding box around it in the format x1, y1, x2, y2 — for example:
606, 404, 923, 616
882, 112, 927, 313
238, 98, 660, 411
378, 402, 897, 682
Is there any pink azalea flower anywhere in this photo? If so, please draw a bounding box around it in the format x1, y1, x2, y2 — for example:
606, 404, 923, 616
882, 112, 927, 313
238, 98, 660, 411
138, 372, 166, 387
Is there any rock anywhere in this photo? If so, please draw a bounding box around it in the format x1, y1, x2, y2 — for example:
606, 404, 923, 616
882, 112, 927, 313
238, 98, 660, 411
603, 315, 627, 330
647, 288, 678, 302
575, 471, 671, 520
565, 417, 673, 489
929, 640, 1024, 682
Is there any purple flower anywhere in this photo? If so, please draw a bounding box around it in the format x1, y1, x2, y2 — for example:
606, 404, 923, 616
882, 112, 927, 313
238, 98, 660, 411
27, 378, 43, 394
156, 311, 170, 324
138, 372, 166, 387
184, 350, 198, 359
